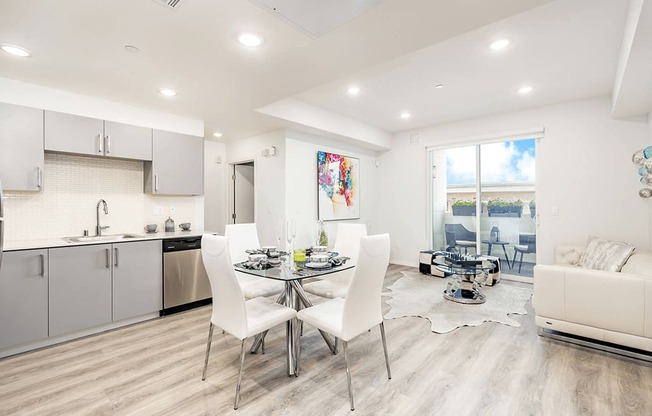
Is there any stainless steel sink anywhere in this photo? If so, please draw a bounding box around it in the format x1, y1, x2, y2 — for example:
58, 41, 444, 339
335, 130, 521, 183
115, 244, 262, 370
63, 233, 145, 243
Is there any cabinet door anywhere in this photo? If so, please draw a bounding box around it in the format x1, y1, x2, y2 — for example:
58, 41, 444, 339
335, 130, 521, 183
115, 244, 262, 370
104, 121, 152, 161
44, 110, 104, 156
147, 130, 204, 195
49, 245, 112, 337
0, 103, 44, 191
112, 240, 162, 321
0, 250, 48, 349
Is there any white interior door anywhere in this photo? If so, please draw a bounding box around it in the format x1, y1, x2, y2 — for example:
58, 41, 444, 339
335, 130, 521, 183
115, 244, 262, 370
233, 163, 255, 224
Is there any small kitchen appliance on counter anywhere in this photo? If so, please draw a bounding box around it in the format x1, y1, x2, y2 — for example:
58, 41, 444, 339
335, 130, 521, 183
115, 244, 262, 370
165, 217, 175, 232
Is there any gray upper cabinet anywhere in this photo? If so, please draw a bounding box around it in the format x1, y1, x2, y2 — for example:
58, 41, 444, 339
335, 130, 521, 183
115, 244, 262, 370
45, 110, 104, 156
45, 111, 152, 161
0, 103, 44, 191
112, 240, 162, 322
145, 130, 204, 195
49, 244, 112, 337
103, 121, 152, 161
0, 250, 48, 350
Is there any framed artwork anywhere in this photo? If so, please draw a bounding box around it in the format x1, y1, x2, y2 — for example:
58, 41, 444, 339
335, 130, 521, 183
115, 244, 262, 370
317, 150, 360, 221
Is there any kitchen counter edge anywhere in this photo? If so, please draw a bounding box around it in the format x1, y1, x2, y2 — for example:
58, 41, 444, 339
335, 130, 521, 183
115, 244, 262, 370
3, 230, 218, 251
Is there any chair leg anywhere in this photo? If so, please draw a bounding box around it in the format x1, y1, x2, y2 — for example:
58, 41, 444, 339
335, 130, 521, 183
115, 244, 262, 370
202, 323, 214, 381
261, 334, 265, 355
334, 337, 339, 354
519, 252, 524, 273
234, 339, 247, 410
512, 250, 518, 271
379, 322, 391, 380
342, 341, 354, 411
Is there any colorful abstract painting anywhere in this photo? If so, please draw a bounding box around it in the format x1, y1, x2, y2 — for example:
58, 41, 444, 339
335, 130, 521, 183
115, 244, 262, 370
317, 151, 360, 220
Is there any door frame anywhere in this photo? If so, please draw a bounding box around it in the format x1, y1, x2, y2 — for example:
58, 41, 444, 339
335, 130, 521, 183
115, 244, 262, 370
228, 158, 256, 225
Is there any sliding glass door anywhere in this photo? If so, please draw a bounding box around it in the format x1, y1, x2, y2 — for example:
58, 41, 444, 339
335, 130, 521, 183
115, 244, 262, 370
429, 138, 537, 277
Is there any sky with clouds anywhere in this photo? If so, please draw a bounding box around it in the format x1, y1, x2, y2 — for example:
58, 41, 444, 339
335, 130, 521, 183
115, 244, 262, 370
446, 139, 536, 185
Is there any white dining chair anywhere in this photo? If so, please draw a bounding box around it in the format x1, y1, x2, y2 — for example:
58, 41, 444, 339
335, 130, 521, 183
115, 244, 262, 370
303, 223, 367, 299
200, 234, 297, 410
224, 223, 284, 299
297, 233, 391, 411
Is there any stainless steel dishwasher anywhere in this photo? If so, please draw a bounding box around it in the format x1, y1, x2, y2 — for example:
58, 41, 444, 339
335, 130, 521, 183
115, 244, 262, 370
162, 236, 211, 315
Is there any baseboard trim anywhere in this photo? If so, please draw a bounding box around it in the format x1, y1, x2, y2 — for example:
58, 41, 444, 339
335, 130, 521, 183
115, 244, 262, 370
538, 327, 652, 363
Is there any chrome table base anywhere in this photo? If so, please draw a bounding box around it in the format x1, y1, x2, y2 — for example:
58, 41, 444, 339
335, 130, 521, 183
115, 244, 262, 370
250, 280, 337, 376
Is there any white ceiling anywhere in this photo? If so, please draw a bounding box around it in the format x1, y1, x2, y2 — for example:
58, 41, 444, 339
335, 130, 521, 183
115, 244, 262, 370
293, 0, 632, 133
0, 0, 557, 140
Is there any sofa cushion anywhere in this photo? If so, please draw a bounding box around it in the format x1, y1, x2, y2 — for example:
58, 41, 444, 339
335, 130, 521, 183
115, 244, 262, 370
579, 236, 634, 272
621, 251, 652, 278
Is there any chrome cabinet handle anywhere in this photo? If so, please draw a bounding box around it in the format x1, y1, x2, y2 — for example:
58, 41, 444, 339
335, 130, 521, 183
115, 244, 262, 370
114, 247, 119, 267
37, 167, 43, 188
98, 134, 103, 153
105, 248, 110, 269
106, 135, 111, 154
154, 175, 159, 192
40, 254, 45, 277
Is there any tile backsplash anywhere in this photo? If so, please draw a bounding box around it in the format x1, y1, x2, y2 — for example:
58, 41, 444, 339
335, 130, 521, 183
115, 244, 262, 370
2, 153, 203, 242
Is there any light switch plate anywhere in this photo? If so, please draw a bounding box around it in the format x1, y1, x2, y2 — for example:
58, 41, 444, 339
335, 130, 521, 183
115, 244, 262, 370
153, 206, 164, 216
170, 206, 176, 215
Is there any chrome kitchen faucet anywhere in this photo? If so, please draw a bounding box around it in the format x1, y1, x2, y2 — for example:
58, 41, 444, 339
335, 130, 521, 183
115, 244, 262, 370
96, 199, 109, 236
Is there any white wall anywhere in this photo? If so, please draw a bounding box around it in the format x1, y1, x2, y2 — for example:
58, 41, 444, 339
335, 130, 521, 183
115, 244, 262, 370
0, 77, 203, 136
204, 140, 227, 234
649, 111, 652, 248
225, 131, 286, 246
284, 130, 380, 250
378, 97, 651, 266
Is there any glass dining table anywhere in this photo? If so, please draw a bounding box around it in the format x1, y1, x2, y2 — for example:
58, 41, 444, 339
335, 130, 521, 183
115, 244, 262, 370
234, 261, 354, 377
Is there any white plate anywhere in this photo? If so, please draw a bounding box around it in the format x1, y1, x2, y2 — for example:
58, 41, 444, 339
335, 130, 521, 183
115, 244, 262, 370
305, 262, 331, 269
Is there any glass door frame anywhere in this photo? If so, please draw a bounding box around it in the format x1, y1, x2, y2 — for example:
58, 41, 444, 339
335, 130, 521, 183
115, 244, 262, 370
426, 127, 544, 256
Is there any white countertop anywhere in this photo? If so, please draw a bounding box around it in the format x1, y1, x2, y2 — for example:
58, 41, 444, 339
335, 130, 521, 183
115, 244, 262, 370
4, 229, 215, 251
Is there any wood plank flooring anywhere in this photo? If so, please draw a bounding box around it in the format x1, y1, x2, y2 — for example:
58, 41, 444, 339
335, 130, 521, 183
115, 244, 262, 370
1, 265, 651, 415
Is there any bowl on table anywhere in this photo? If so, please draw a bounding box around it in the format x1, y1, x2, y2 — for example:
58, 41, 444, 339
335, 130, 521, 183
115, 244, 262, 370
306, 254, 330, 269
262, 246, 279, 257
248, 254, 267, 262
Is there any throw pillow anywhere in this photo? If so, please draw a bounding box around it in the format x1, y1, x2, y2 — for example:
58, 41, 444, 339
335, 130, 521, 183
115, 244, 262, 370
560, 248, 581, 265
579, 236, 635, 272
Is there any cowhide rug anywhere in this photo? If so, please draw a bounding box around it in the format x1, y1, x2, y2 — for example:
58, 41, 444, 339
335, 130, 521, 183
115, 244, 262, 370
383, 271, 533, 334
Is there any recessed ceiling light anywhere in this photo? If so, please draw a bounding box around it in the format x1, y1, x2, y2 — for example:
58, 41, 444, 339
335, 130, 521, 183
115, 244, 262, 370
124, 45, 140, 54
1, 44, 31, 57
238, 33, 263, 47
347, 86, 360, 96
434, 84, 444, 89
212, 132, 223, 138
518, 86, 533, 94
490, 39, 511, 50
159, 88, 177, 97
400, 112, 411, 119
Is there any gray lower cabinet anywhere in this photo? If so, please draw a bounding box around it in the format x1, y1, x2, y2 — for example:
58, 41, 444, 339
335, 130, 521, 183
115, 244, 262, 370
49, 244, 112, 337
0, 103, 44, 191
112, 240, 162, 321
144, 130, 204, 195
0, 250, 48, 349
45, 111, 153, 161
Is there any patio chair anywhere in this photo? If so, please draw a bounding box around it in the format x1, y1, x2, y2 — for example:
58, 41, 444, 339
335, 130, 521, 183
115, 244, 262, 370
444, 223, 477, 254
513, 233, 536, 273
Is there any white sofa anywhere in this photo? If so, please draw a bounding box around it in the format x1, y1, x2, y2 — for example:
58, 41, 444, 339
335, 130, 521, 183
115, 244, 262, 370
534, 245, 652, 353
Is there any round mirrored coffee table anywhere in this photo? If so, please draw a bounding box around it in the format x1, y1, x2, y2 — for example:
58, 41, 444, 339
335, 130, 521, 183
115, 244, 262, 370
432, 252, 496, 304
